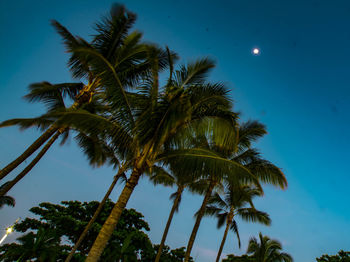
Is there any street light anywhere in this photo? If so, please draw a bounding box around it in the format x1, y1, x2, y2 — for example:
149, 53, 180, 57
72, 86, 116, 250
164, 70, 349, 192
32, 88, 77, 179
6, 227, 13, 234
0, 218, 20, 245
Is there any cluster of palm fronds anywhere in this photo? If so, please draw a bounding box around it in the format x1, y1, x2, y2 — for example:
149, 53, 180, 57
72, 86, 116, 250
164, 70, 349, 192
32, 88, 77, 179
0, 4, 292, 262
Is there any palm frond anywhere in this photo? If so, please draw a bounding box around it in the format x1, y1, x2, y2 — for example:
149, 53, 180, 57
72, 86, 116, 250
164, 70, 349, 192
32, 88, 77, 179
237, 208, 271, 226
230, 220, 241, 248
53, 110, 133, 158
174, 58, 216, 89
187, 179, 210, 195
0, 116, 54, 131
73, 47, 135, 128
203, 205, 223, 217
280, 252, 294, 262
24, 82, 84, 111
149, 165, 175, 186
0, 182, 15, 208
169, 188, 183, 212
232, 148, 261, 165
207, 192, 227, 209
157, 148, 258, 185
217, 213, 227, 228
246, 159, 287, 189
74, 132, 119, 168
59, 129, 70, 146
247, 236, 259, 254
93, 4, 136, 60
237, 120, 267, 150
51, 20, 92, 78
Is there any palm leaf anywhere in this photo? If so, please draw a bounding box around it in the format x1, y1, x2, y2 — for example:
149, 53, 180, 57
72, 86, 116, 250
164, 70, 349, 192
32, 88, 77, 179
93, 4, 137, 60
237, 120, 267, 150
24, 82, 84, 110
72, 47, 135, 127
230, 220, 241, 248
149, 165, 175, 186
51, 20, 92, 78
0, 116, 54, 131
174, 58, 216, 89
156, 148, 259, 185
0, 195, 15, 208
237, 208, 271, 225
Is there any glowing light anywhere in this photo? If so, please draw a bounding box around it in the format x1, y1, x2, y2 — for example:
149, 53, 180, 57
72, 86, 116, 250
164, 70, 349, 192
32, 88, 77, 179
0, 228, 12, 245
253, 48, 260, 55
0, 234, 7, 245
6, 227, 13, 234
0, 219, 19, 245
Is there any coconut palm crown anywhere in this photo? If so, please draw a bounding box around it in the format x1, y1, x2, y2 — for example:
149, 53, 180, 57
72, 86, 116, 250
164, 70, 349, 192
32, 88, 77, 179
205, 184, 271, 262
67, 50, 246, 260
182, 120, 287, 261
0, 4, 170, 183
247, 233, 293, 262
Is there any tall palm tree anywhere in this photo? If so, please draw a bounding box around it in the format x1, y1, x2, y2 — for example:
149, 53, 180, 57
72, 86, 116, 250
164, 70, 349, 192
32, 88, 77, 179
149, 165, 207, 262
0, 81, 83, 181
0, 4, 174, 200
183, 121, 288, 261
0, 91, 108, 198
75, 55, 246, 261
0, 4, 162, 181
247, 233, 293, 262
205, 184, 271, 262
65, 166, 127, 262
0, 182, 15, 208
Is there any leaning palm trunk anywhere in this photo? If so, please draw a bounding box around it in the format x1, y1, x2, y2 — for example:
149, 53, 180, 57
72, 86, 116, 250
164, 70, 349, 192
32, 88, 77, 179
155, 186, 184, 262
65, 170, 125, 262
0, 130, 61, 197
0, 82, 95, 181
0, 125, 58, 181
184, 180, 216, 262
86, 168, 142, 262
215, 219, 232, 262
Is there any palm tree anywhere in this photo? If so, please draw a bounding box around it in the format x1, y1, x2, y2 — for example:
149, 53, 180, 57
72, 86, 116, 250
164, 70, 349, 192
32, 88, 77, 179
0, 4, 161, 182
247, 233, 293, 262
78, 55, 245, 261
65, 166, 127, 262
205, 184, 271, 262
149, 164, 207, 262
0, 90, 109, 198
0, 81, 83, 181
0, 182, 15, 208
0, 4, 174, 200
183, 121, 288, 261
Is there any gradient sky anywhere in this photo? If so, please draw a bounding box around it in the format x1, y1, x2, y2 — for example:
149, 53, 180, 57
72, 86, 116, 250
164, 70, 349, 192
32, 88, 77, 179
1, 0, 350, 261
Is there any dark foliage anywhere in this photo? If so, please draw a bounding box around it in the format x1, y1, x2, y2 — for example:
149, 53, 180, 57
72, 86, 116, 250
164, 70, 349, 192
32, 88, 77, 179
0, 200, 192, 261
222, 254, 254, 262
317, 251, 350, 262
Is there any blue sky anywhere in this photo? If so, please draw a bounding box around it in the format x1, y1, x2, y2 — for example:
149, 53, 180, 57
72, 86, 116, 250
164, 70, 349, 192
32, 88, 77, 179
1, 0, 350, 261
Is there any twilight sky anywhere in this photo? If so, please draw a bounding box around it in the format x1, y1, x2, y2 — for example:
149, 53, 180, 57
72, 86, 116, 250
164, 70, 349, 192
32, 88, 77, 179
1, 0, 350, 261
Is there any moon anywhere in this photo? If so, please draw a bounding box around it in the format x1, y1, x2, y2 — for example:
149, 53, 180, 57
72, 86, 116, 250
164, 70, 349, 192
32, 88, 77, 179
252, 48, 260, 55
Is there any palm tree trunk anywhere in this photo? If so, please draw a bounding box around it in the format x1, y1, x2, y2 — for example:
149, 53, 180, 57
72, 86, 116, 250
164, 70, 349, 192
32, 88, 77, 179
65, 171, 125, 262
0, 130, 61, 197
155, 186, 184, 262
0, 126, 58, 180
215, 220, 231, 262
184, 180, 216, 262
0, 81, 95, 182
85, 168, 142, 262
